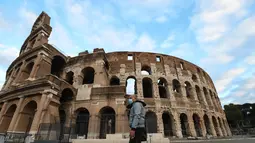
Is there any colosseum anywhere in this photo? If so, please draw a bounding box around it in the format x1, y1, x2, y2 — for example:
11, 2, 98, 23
0, 12, 232, 142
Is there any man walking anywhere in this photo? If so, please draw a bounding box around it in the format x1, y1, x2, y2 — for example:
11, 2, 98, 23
126, 94, 147, 143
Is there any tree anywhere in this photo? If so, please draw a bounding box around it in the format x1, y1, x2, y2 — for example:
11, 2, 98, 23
224, 103, 243, 128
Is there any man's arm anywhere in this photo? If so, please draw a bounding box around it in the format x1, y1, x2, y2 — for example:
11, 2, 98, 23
131, 102, 142, 130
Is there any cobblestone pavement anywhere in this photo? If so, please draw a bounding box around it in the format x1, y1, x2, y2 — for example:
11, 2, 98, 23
170, 138, 255, 143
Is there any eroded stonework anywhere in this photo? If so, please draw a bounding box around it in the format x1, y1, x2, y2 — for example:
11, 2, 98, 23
0, 12, 231, 141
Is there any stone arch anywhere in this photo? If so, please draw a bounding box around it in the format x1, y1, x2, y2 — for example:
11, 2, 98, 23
66, 71, 74, 85
19, 62, 34, 81
192, 74, 198, 82
0, 104, 17, 133
212, 116, 220, 136
172, 79, 181, 94
82, 67, 95, 84
145, 111, 157, 133
203, 114, 211, 135
126, 76, 137, 95
75, 108, 90, 138
203, 87, 211, 105
193, 113, 202, 137
51, 56, 66, 77
16, 101, 37, 132
110, 76, 120, 85
141, 64, 151, 75
158, 77, 169, 98
184, 81, 193, 98
60, 88, 74, 103
143, 77, 153, 98
195, 85, 203, 104
99, 106, 116, 139
180, 113, 190, 137
162, 111, 175, 137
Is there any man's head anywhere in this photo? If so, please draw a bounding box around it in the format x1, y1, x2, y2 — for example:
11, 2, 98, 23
129, 94, 137, 102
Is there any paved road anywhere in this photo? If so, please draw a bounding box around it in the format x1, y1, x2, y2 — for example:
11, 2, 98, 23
171, 138, 255, 143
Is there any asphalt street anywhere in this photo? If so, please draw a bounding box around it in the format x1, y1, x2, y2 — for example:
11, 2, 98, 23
170, 138, 255, 143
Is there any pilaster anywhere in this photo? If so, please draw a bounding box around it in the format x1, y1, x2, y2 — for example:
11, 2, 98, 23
29, 53, 43, 79
8, 96, 24, 132
0, 101, 8, 121
208, 116, 217, 137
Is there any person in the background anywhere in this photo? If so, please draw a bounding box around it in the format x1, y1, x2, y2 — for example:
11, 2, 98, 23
126, 94, 147, 143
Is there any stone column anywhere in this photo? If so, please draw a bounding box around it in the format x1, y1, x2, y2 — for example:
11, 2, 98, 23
88, 114, 98, 139
219, 118, 227, 136
224, 119, 232, 136
0, 101, 8, 121
152, 80, 159, 98
8, 96, 24, 132
208, 116, 217, 137
180, 85, 188, 102
73, 72, 83, 88
200, 118, 207, 137
29, 94, 47, 133
136, 78, 143, 99
168, 85, 176, 102
172, 112, 182, 138
188, 115, 196, 137
94, 60, 108, 86
29, 53, 43, 79
200, 87, 208, 109
215, 118, 223, 136
156, 112, 164, 134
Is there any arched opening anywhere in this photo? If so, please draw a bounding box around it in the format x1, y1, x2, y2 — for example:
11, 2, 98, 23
203, 87, 211, 105
75, 108, 90, 138
145, 111, 157, 133
82, 67, 95, 84
203, 114, 211, 135
0, 104, 17, 133
143, 77, 153, 98
51, 56, 66, 77
193, 114, 202, 137
141, 65, 151, 75
99, 107, 116, 139
192, 74, 198, 82
158, 78, 169, 98
172, 79, 181, 94
66, 71, 74, 85
195, 86, 203, 104
184, 81, 192, 98
16, 101, 37, 132
126, 76, 137, 95
162, 112, 174, 137
60, 88, 74, 103
110, 76, 120, 86
212, 116, 220, 136
19, 62, 34, 81
180, 113, 189, 137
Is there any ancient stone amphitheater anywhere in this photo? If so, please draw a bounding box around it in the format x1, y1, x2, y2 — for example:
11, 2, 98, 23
0, 12, 231, 142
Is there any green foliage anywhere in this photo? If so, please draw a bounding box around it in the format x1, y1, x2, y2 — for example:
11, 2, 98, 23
224, 104, 243, 127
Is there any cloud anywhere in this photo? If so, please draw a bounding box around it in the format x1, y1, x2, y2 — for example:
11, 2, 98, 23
215, 67, 246, 93
0, 44, 19, 66
19, 7, 37, 26
169, 43, 196, 61
160, 34, 175, 49
155, 15, 168, 23
245, 54, 255, 65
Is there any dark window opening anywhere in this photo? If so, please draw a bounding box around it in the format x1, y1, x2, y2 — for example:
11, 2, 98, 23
162, 112, 174, 137
195, 86, 203, 104
110, 76, 120, 85
145, 111, 157, 133
158, 78, 169, 98
180, 62, 184, 70
51, 56, 66, 77
60, 88, 74, 103
66, 71, 74, 85
193, 114, 202, 137
180, 113, 189, 137
141, 65, 151, 75
82, 67, 95, 84
76, 108, 90, 137
172, 79, 181, 94
203, 115, 211, 135
192, 74, 198, 82
156, 56, 161, 62
128, 54, 133, 60
184, 81, 192, 98
126, 77, 137, 95
99, 107, 116, 139
143, 77, 153, 98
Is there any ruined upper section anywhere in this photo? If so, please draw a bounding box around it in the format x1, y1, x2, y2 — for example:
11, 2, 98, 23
19, 11, 52, 55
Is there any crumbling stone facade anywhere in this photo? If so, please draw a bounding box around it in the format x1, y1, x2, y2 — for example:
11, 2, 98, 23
0, 12, 231, 140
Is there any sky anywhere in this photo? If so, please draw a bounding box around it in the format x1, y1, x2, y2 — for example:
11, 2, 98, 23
0, 0, 255, 106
